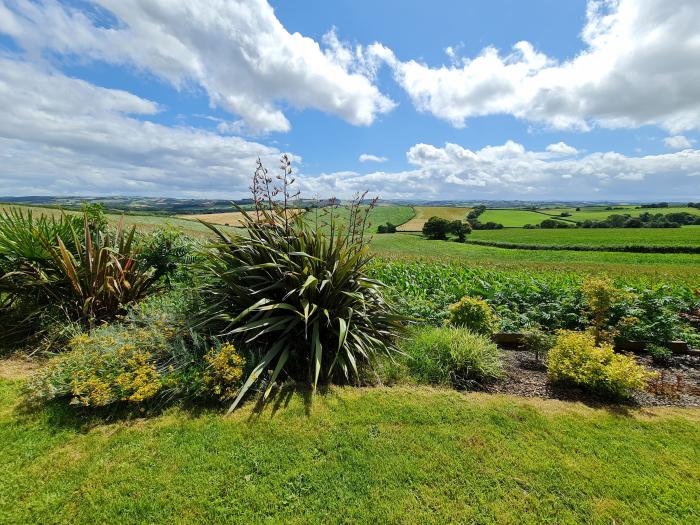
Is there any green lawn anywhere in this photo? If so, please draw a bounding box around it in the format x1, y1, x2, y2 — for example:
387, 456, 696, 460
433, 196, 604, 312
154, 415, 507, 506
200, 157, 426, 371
1, 379, 698, 524
470, 226, 700, 247
478, 209, 569, 227
370, 233, 700, 280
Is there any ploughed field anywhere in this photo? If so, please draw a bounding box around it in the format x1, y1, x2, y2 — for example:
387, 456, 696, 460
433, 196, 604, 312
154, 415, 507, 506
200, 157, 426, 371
396, 206, 470, 231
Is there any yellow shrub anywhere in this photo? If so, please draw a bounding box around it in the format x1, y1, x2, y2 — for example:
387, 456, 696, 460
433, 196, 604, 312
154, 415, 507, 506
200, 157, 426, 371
204, 342, 246, 400
446, 296, 497, 335
547, 331, 655, 397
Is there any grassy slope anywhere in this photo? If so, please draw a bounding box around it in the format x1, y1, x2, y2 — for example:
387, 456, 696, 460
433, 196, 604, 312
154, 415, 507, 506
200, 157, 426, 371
397, 206, 470, 231
370, 233, 700, 280
1, 380, 698, 524
0, 204, 239, 238
478, 209, 566, 227
470, 226, 700, 247
539, 206, 700, 222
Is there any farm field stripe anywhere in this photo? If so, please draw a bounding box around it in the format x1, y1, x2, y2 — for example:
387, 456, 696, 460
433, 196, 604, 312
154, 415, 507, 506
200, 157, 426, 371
464, 239, 700, 254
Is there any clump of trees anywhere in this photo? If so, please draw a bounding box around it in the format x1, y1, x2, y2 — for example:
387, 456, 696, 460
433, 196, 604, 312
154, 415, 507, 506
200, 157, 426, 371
422, 216, 471, 241
579, 212, 699, 229
377, 222, 397, 234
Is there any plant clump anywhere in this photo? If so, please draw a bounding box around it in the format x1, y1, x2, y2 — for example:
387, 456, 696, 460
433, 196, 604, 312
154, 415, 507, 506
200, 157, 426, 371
447, 296, 498, 335
547, 331, 655, 398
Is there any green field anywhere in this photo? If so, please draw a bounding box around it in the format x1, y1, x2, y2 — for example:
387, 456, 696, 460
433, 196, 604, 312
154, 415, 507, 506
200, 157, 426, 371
538, 206, 700, 222
1, 379, 698, 524
370, 232, 700, 280
470, 226, 700, 247
478, 209, 569, 227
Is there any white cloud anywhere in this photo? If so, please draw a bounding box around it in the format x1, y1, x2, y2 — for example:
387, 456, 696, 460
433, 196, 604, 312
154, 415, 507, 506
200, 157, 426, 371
664, 135, 694, 150
370, 0, 700, 133
359, 154, 388, 163
302, 141, 700, 200
0, 57, 284, 197
546, 142, 579, 156
0, 0, 395, 134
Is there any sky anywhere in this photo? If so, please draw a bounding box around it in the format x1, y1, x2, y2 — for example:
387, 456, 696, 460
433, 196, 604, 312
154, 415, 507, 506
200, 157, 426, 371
1, 0, 699, 201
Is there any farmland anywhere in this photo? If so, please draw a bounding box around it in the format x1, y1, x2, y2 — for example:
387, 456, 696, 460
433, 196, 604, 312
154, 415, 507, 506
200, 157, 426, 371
537, 206, 700, 222
477, 209, 566, 227
397, 206, 470, 231
470, 226, 700, 248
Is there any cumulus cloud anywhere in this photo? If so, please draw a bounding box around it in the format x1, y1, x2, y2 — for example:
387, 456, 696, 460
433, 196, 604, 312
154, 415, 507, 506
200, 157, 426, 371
664, 135, 694, 150
0, 0, 395, 134
546, 142, 579, 156
370, 0, 700, 133
359, 154, 388, 163
0, 57, 282, 196
302, 141, 700, 200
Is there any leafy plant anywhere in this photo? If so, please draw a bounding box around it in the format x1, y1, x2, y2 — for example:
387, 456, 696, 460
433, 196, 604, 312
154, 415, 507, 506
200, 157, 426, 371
547, 331, 654, 398
400, 326, 503, 388
581, 277, 622, 345
646, 343, 673, 366
447, 296, 497, 335
521, 327, 555, 362
422, 216, 450, 240
195, 156, 405, 412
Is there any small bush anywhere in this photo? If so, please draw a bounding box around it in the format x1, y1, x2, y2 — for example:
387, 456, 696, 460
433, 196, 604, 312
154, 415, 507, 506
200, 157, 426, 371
203, 342, 246, 401
521, 327, 555, 362
547, 331, 654, 398
647, 343, 673, 366
401, 326, 503, 388
447, 296, 497, 335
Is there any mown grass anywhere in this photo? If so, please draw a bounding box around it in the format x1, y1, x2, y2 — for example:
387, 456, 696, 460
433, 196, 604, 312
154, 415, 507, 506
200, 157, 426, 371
369, 233, 700, 280
470, 226, 700, 247
1, 378, 698, 524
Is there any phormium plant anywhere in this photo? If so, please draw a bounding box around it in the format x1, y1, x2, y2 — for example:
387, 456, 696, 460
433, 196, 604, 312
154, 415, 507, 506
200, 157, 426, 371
195, 155, 405, 412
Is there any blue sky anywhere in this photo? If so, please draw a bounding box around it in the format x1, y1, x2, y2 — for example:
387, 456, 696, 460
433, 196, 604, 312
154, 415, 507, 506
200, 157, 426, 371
0, 0, 699, 200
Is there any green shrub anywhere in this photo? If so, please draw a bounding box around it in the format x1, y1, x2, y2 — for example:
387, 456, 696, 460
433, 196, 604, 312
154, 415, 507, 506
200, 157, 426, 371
195, 156, 405, 411
581, 276, 622, 345
137, 226, 198, 285
400, 326, 503, 388
521, 327, 555, 362
646, 344, 673, 366
24, 290, 247, 408
447, 296, 497, 335
547, 331, 654, 398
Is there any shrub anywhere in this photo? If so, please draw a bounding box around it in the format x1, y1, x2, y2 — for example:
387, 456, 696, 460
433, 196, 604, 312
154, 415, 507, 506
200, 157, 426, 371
422, 216, 450, 239
195, 156, 405, 411
447, 296, 497, 335
137, 226, 197, 284
547, 331, 654, 398
449, 220, 471, 242
646, 343, 673, 366
581, 277, 622, 345
203, 342, 246, 401
400, 326, 502, 388
521, 327, 555, 362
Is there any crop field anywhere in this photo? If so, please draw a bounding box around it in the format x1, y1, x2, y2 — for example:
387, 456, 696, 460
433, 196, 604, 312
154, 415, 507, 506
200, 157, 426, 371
477, 209, 569, 227
397, 206, 470, 231
538, 206, 700, 222
370, 232, 700, 280
0, 204, 237, 238
470, 226, 700, 248
177, 209, 304, 227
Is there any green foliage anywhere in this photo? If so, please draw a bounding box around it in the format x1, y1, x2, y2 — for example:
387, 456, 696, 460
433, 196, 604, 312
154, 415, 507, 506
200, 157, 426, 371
196, 157, 405, 411
137, 226, 198, 284
422, 216, 450, 239
449, 220, 471, 242
446, 296, 498, 335
521, 327, 556, 361
581, 276, 622, 345
646, 343, 673, 366
547, 331, 654, 398
376, 222, 397, 234
400, 326, 503, 388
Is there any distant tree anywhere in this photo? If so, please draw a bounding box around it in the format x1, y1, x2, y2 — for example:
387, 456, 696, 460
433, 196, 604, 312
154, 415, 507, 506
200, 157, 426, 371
623, 218, 642, 228
560, 212, 572, 217
606, 214, 629, 228
377, 224, 388, 234
450, 220, 472, 242
422, 216, 450, 240
386, 222, 397, 233
575, 207, 581, 211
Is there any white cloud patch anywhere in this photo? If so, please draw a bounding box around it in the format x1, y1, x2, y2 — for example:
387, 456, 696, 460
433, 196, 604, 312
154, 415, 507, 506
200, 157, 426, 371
0, 0, 395, 134
664, 135, 694, 150
546, 142, 579, 156
302, 141, 700, 200
0, 57, 283, 196
359, 154, 388, 163
370, 0, 700, 133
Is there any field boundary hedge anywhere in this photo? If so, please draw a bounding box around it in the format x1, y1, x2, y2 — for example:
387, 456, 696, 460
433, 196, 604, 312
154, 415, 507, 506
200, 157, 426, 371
464, 239, 700, 254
